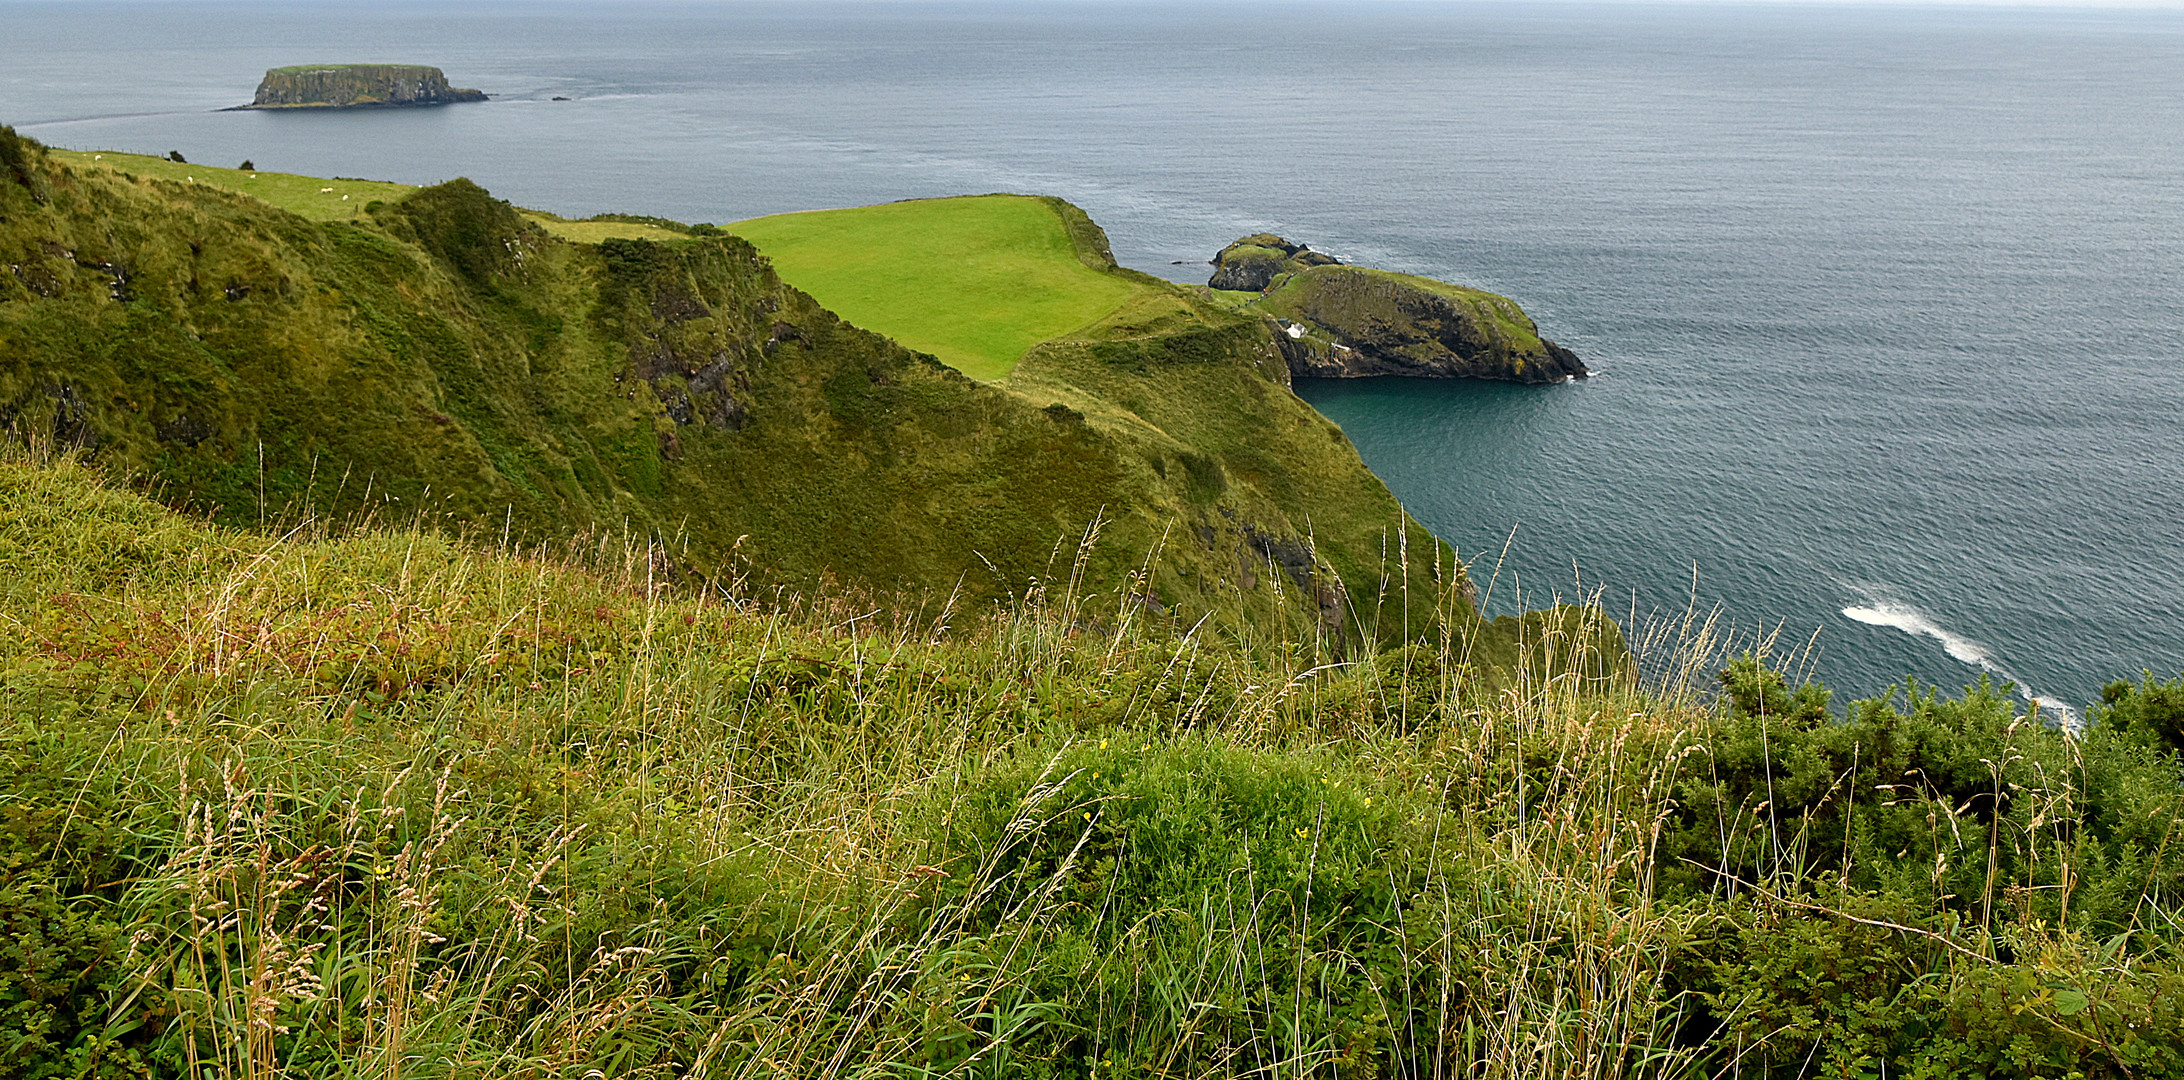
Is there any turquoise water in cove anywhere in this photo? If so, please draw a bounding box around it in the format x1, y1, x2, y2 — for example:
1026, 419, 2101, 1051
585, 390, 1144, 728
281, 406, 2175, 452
6, 0, 2182, 713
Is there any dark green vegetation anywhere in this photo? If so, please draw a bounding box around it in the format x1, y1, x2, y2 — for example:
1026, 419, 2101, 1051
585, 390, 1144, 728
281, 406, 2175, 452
240, 65, 486, 110
1209, 234, 1588, 384
7, 457, 2184, 1079
3, 127, 1527, 655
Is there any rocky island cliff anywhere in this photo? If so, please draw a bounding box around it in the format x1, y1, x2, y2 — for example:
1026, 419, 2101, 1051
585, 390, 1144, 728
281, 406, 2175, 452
1212, 234, 1588, 384
237, 64, 487, 110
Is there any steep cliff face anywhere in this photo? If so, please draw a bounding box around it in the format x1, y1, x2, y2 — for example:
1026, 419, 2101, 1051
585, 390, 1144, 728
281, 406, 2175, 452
1210, 235, 1587, 385
242, 65, 487, 109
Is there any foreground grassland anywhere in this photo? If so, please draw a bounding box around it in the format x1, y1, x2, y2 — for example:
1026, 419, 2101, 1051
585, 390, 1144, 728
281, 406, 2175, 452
729, 196, 1151, 382
8, 457, 2184, 1079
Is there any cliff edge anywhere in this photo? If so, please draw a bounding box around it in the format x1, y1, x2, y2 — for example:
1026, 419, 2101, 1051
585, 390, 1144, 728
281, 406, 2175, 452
238, 65, 487, 110
1211, 235, 1587, 384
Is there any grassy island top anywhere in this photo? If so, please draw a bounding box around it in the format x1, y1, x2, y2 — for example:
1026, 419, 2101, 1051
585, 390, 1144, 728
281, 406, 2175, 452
265, 62, 422, 74
1260, 265, 1549, 353
730, 195, 1153, 382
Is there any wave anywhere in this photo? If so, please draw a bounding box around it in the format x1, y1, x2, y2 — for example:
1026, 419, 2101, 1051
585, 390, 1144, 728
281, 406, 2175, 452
1841, 599, 2079, 727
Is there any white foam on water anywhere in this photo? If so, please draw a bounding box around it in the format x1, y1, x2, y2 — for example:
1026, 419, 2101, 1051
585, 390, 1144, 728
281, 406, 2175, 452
1842, 601, 1995, 668
1842, 598, 2080, 728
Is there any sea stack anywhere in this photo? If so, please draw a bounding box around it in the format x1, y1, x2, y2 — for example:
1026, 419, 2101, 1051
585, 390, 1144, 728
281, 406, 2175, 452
238, 65, 487, 110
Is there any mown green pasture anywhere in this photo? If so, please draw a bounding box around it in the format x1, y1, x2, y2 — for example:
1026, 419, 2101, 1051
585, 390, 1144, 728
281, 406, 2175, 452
730, 195, 1152, 381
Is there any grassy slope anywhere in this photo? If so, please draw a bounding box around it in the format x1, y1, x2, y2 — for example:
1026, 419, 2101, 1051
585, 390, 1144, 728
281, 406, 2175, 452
734, 191, 1538, 652
728, 195, 1147, 382
7, 139, 1086, 606
8, 456, 2184, 1079
49, 149, 410, 223
51, 150, 665, 241
5, 130, 1537, 656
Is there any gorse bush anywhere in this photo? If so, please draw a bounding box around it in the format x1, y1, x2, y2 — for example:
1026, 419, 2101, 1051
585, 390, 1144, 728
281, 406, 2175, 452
1661, 658, 2184, 934
0, 126, 49, 205
5, 455, 2184, 1079
2103, 673, 2184, 757
1653, 660, 2184, 1078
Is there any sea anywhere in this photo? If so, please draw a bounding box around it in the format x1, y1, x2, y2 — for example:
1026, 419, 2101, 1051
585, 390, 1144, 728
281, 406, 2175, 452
6, 0, 2181, 716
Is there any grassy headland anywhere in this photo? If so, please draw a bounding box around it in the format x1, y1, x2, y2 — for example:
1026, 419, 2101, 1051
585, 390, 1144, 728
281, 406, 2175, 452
729, 195, 1149, 382
1204, 234, 1584, 384
5, 128, 1518, 657
1265, 265, 1548, 354
51, 150, 668, 241
48, 149, 411, 223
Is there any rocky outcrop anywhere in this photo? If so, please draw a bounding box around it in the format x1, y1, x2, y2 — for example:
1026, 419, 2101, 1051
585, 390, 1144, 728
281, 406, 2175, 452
238, 65, 487, 110
1208, 234, 1340, 292
1212, 235, 1586, 385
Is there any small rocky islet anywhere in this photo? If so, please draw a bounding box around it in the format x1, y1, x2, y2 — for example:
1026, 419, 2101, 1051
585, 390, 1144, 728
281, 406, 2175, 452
1210, 233, 1588, 384
232, 64, 487, 110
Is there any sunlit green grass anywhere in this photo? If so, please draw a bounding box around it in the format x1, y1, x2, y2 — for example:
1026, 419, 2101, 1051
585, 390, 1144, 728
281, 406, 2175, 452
51, 148, 413, 222
730, 195, 1151, 382
50, 149, 669, 242
515, 214, 680, 243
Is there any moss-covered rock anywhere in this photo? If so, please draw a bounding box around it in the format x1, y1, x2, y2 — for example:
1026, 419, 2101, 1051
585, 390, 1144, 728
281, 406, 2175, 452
1265, 265, 1588, 384
1209, 234, 1587, 385
1208, 233, 1339, 292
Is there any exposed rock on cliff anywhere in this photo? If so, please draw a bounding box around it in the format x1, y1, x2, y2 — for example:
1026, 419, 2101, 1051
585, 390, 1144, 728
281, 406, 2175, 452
1210, 235, 1586, 385
239, 65, 487, 110
1207, 234, 1339, 292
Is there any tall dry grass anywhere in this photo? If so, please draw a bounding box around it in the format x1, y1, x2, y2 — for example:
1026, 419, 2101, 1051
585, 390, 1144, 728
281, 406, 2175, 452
9, 457, 2180, 1080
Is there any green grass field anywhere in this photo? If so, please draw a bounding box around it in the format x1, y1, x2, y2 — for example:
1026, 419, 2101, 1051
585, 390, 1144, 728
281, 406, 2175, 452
730, 195, 1152, 382
50, 150, 665, 241
51, 149, 412, 222
10, 453, 2184, 1078
516, 214, 680, 242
